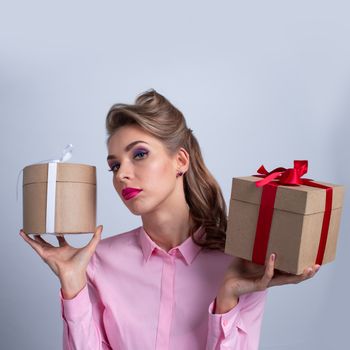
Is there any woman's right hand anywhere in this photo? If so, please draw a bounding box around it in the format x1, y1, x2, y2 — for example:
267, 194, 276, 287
19, 225, 103, 299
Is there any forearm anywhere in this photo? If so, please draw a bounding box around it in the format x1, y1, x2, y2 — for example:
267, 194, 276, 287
206, 295, 242, 350
61, 284, 109, 350
60, 272, 87, 300
213, 295, 239, 314
206, 291, 267, 350
213, 286, 239, 314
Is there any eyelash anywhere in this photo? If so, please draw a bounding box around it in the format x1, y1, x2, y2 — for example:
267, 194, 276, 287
108, 150, 149, 172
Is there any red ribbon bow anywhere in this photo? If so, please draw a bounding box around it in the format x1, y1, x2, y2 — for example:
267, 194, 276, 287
255, 160, 309, 187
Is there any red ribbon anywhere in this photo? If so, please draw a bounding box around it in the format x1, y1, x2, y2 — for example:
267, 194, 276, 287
252, 160, 333, 267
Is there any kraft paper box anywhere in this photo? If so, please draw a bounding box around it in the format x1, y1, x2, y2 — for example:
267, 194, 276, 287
225, 176, 345, 274
23, 162, 96, 235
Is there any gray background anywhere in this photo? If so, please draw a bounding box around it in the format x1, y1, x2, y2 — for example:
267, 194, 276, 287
1, 1, 349, 349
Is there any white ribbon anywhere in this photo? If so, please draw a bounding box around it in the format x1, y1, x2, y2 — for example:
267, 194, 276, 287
46, 163, 58, 233
17, 144, 74, 234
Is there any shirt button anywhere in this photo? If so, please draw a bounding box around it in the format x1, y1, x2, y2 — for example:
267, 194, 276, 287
222, 320, 228, 327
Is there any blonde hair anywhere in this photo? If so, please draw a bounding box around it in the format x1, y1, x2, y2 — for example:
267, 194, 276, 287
105, 89, 227, 251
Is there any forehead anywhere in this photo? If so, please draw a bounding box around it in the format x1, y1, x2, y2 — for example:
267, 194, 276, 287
107, 125, 163, 153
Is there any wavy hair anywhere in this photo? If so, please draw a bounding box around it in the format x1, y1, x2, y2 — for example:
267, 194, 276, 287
105, 89, 227, 251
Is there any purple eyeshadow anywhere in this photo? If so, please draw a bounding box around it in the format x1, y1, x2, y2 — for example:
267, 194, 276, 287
133, 148, 149, 156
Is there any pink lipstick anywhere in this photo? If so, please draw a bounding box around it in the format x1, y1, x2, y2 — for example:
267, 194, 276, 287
122, 188, 143, 200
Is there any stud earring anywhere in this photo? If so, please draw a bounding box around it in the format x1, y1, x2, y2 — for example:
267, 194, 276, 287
176, 171, 183, 178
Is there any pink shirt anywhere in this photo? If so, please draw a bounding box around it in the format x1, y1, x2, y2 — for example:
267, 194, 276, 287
60, 226, 267, 350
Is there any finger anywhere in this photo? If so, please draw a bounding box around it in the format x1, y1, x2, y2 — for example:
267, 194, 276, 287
33, 234, 54, 248
270, 264, 320, 287
19, 230, 46, 256
259, 253, 275, 289
301, 264, 321, 280
85, 225, 103, 253
292, 266, 317, 283
56, 235, 68, 247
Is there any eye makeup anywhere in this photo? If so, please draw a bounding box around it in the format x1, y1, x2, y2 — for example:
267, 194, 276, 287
107, 147, 150, 172
133, 148, 149, 158
108, 162, 120, 172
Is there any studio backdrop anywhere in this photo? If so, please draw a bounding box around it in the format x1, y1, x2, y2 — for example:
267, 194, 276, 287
1, 1, 349, 349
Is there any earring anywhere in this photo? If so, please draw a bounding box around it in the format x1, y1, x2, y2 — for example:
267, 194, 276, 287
176, 171, 183, 178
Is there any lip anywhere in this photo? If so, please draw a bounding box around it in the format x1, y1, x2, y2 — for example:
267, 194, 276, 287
122, 187, 143, 200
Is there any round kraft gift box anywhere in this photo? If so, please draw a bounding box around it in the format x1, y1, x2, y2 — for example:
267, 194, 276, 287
22, 162, 96, 235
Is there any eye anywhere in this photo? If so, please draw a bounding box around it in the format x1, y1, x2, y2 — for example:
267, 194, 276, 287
134, 149, 149, 159
108, 162, 120, 172
107, 150, 148, 173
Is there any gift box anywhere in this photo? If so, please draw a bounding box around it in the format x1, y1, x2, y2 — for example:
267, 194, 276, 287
23, 162, 96, 235
225, 161, 345, 274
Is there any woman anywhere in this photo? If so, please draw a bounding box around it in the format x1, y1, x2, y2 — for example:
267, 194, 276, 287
20, 89, 320, 350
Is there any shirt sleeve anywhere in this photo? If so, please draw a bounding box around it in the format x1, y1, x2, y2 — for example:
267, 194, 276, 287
60, 253, 112, 350
206, 290, 268, 350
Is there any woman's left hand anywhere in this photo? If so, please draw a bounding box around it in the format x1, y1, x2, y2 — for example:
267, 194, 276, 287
215, 253, 320, 314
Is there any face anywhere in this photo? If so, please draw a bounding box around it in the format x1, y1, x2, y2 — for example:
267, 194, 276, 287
107, 125, 188, 216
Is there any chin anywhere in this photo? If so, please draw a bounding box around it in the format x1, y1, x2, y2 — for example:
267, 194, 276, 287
124, 200, 155, 216
125, 197, 166, 217
126, 206, 144, 216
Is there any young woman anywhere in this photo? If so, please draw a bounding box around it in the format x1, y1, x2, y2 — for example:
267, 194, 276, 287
20, 89, 320, 350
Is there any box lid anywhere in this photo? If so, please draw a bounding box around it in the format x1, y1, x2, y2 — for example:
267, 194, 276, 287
23, 163, 96, 186
231, 176, 345, 215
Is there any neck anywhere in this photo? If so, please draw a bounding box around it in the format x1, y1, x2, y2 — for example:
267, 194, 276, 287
141, 208, 197, 252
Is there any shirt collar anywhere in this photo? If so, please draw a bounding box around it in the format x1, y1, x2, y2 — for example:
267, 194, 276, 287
138, 225, 205, 265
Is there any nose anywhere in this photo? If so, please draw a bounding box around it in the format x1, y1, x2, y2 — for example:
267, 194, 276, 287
114, 160, 133, 183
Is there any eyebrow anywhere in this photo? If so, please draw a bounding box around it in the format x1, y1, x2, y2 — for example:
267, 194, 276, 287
107, 140, 149, 160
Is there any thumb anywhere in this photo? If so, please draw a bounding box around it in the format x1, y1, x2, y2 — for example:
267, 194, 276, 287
86, 225, 103, 253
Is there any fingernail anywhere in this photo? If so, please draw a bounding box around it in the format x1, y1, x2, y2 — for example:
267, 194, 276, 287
271, 254, 275, 261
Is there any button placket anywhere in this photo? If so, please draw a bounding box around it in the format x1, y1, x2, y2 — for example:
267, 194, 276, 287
155, 253, 176, 350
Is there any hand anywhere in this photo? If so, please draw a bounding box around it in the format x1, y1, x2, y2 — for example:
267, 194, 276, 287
19, 225, 103, 298
215, 253, 320, 313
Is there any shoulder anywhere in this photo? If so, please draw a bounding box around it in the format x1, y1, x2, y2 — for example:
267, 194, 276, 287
96, 226, 141, 253
87, 226, 142, 282
90, 226, 142, 268
200, 248, 235, 265
193, 248, 236, 278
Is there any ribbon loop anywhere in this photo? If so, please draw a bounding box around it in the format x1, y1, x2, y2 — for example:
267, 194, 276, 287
17, 144, 74, 201
255, 160, 308, 187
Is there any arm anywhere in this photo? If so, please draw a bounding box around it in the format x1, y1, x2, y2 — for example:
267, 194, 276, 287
60, 254, 112, 350
19, 226, 110, 349
206, 290, 267, 350
206, 253, 319, 350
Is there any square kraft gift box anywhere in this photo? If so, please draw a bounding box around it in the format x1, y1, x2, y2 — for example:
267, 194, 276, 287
23, 162, 96, 235
225, 162, 345, 275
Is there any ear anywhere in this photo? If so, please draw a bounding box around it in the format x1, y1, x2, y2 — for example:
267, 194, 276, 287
175, 147, 190, 173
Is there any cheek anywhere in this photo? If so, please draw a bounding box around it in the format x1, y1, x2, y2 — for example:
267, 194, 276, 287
110, 157, 176, 209
112, 176, 118, 190
142, 159, 174, 188
112, 176, 121, 197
